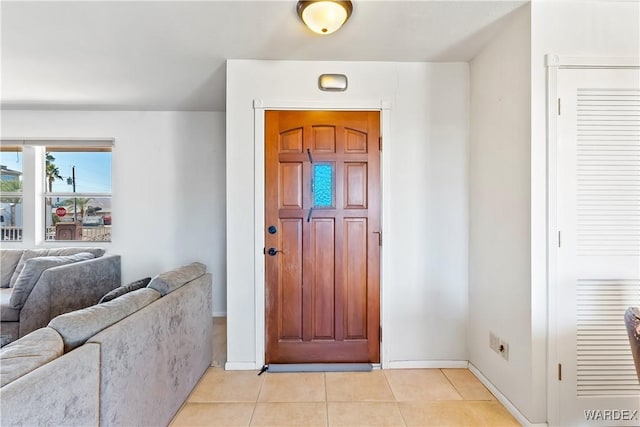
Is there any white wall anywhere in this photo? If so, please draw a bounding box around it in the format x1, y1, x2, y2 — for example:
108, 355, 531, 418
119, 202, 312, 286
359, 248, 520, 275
226, 60, 469, 368
0, 110, 227, 315
530, 0, 640, 424
469, 3, 536, 423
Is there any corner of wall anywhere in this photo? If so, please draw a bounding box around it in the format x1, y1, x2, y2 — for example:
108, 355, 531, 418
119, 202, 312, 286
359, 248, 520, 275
468, 2, 538, 422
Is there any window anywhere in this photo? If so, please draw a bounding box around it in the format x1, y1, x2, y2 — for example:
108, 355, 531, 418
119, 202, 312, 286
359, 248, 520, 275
313, 163, 334, 208
44, 147, 112, 241
0, 140, 113, 244
0, 146, 23, 241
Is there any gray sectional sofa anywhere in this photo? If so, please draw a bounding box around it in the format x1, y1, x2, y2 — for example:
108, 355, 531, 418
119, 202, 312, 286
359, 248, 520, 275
0, 262, 213, 427
0, 247, 121, 345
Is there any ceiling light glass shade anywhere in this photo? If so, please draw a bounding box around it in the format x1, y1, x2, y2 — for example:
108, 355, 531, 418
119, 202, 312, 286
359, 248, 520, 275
297, 1, 353, 35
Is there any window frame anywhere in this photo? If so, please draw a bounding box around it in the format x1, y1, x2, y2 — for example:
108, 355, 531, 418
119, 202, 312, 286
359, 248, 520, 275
0, 139, 114, 247
44, 146, 113, 242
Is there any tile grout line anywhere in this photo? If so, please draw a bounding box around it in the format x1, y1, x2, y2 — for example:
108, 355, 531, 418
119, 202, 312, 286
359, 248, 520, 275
323, 373, 329, 427
382, 370, 408, 427
396, 400, 409, 427
247, 370, 265, 427
382, 369, 399, 402
442, 368, 497, 402
440, 368, 464, 400
169, 366, 213, 425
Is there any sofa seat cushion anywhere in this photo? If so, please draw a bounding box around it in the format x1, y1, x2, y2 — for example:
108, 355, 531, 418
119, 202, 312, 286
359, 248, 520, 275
1, 250, 23, 288
0, 327, 63, 387
9, 247, 106, 288
0, 288, 19, 321
148, 262, 206, 296
48, 288, 161, 352
98, 277, 152, 303
9, 252, 96, 309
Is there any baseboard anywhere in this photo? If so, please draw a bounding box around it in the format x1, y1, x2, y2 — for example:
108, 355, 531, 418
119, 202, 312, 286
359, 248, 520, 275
224, 361, 258, 371
386, 360, 469, 369
468, 363, 548, 427
212, 311, 227, 317
226, 360, 469, 371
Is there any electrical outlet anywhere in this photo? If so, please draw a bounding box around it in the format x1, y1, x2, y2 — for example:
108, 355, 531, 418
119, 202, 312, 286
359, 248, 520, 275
499, 339, 509, 360
489, 332, 500, 352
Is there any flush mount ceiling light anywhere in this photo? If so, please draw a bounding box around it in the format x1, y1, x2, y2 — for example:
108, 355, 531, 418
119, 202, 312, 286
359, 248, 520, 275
297, 1, 353, 35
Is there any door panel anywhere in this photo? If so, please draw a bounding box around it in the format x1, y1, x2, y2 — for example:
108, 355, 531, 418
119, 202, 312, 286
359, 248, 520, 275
344, 217, 367, 340
345, 163, 368, 208
265, 110, 380, 364
279, 218, 303, 340
280, 163, 303, 209
345, 129, 368, 153
311, 218, 336, 340
313, 126, 336, 152
280, 128, 303, 153
556, 68, 640, 426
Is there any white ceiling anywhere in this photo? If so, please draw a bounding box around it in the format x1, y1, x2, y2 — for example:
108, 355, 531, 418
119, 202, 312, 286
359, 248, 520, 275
1, 0, 527, 111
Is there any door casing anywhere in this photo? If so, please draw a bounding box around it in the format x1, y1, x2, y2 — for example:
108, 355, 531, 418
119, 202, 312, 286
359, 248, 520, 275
252, 99, 392, 369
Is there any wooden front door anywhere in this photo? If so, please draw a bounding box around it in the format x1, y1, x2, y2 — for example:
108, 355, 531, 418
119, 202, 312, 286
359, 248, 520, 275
265, 110, 381, 364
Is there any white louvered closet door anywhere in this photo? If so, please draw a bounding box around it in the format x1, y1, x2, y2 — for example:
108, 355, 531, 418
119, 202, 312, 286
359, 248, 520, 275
557, 67, 640, 426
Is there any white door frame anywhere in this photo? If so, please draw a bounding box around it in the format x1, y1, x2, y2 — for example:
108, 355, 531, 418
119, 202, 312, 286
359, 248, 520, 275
545, 55, 640, 426
253, 99, 392, 369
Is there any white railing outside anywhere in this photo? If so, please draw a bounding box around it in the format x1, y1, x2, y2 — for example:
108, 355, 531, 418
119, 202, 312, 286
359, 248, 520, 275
0, 227, 23, 241
82, 226, 111, 241
2, 226, 111, 242
45, 226, 56, 241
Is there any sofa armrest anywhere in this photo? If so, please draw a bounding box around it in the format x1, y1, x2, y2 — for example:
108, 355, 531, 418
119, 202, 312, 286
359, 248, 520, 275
89, 272, 212, 426
0, 342, 100, 426
19, 254, 121, 338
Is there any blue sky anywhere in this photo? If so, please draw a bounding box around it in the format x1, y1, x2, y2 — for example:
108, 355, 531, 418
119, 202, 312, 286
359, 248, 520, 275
0, 151, 111, 193
0, 152, 22, 178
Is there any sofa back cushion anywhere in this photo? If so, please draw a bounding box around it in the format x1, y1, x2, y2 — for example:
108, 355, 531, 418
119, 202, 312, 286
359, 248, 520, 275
98, 277, 152, 303
9, 252, 96, 309
1, 250, 23, 288
147, 262, 206, 296
9, 247, 106, 288
0, 327, 63, 387
48, 288, 161, 352
0, 288, 19, 322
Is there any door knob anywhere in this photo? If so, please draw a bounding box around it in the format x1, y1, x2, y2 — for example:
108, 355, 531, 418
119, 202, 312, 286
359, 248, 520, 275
267, 247, 283, 256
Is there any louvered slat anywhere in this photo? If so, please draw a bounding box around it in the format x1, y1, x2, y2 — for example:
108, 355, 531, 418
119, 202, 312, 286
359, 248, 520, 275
576, 89, 640, 256
576, 279, 640, 396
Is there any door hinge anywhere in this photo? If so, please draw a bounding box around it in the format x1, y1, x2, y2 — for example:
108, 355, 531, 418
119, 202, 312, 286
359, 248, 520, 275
557, 98, 561, 116
558, 363, 562, 381
558, 231, 561, 248
379, 326, 382, 342
379, 136, 382, 151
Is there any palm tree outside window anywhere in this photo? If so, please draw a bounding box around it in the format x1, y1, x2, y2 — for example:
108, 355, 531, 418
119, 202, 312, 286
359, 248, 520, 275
44, 146, 112, 242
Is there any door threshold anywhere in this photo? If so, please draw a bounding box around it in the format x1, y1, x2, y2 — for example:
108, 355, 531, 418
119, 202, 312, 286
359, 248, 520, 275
264, 363, 373, 373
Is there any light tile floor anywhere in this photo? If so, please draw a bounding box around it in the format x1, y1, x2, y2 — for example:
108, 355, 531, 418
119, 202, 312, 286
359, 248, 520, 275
170, 318, 520, 427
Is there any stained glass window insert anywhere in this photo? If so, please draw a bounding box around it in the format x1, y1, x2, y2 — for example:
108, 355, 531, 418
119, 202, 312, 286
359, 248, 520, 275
313, 164, 333, 207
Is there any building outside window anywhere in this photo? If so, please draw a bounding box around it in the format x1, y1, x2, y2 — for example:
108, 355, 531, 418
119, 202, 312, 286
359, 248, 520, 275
0, 147, 23, 241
